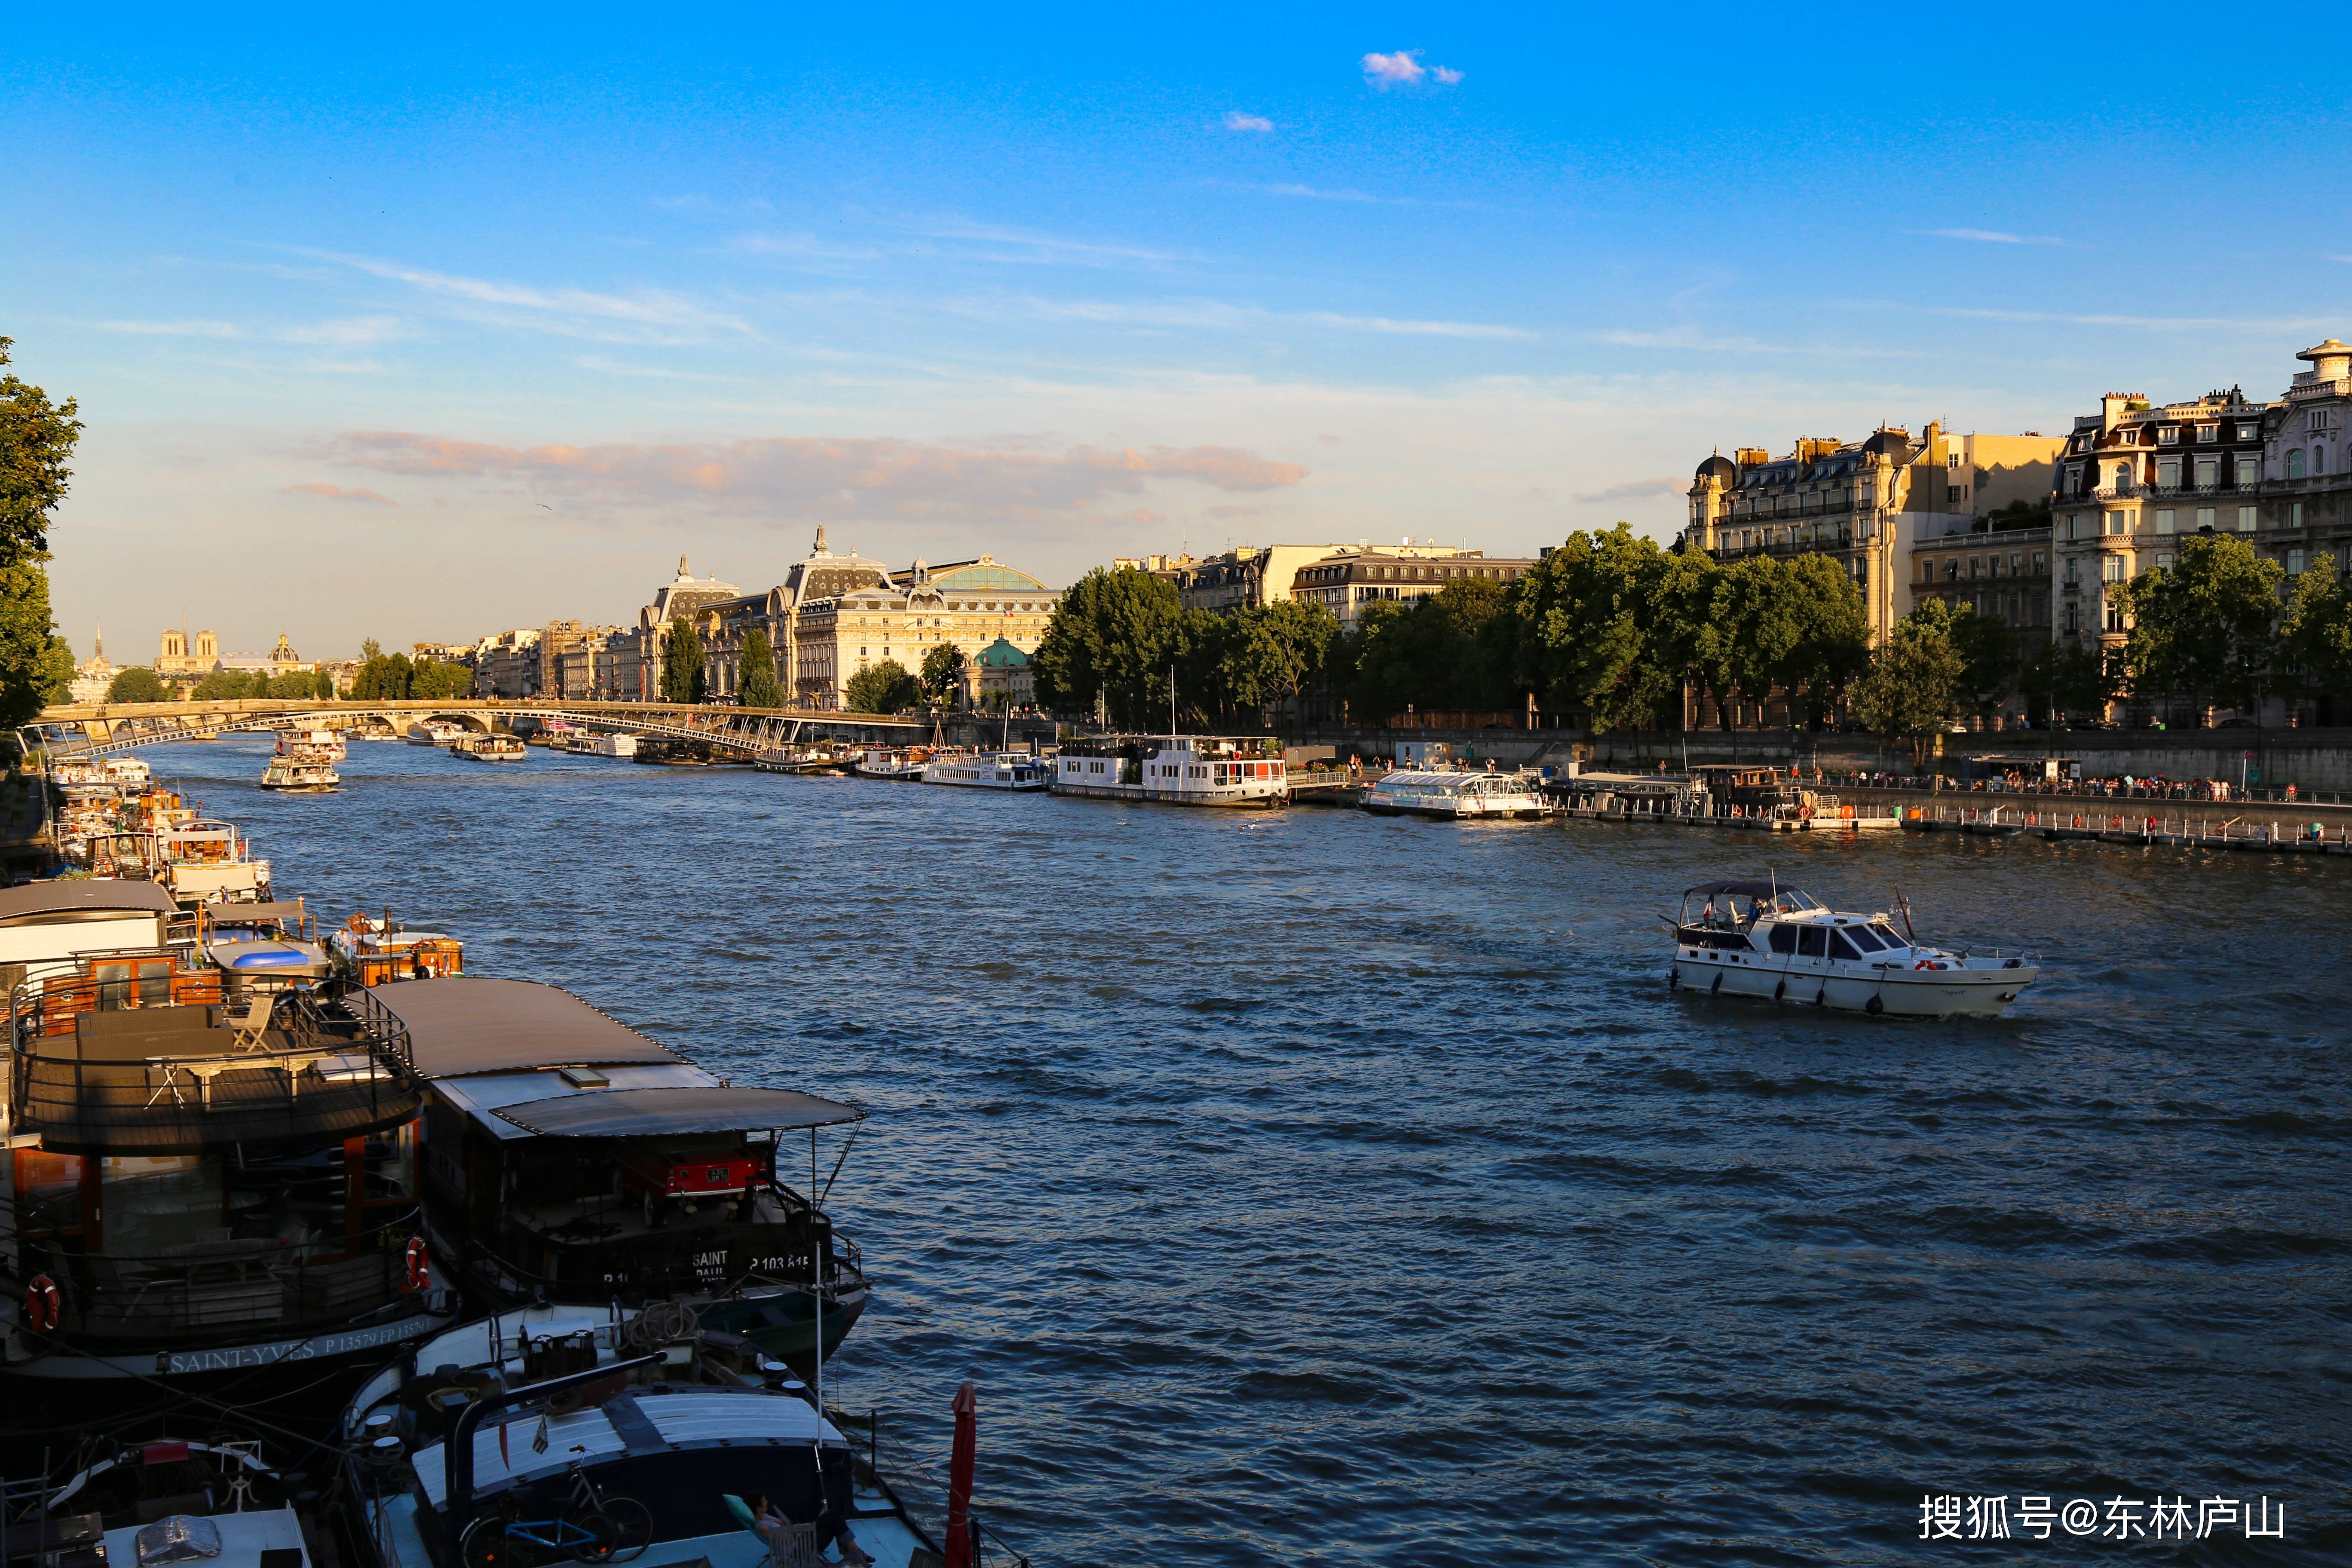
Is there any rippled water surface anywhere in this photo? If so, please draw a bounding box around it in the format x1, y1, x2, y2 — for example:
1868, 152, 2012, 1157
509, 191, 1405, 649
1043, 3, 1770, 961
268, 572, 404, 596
142, 739, 2350, 1564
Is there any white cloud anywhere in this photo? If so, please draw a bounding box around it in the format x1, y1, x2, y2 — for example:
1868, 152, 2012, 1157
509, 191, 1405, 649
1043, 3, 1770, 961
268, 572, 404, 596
1362, 50, 1462, 89
325, 430, 1309, 525
294, 249, 756, 343
1222, 111, 1274, 133
283, 481, 396, 505
93, 319, 243, 338
1926, 228, 2064, 246
961, 293, 1531, 340
894, 217, 1182, 269
1574, 476, 1684, 505
282, 315, 407, 345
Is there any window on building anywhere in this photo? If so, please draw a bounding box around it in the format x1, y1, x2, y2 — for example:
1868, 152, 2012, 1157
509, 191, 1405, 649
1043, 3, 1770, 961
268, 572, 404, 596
2196, 507, 2216, 530
2111, 463, 2131, 491
2159, 425, 2180, 444
2105, 513, 2124, 535
2290, 502, 2304, 528
2064, 602, 2079, 631
2196, 457, 2218, 487
2234, 455, 2260, 487
2289, 548, 2307, 574
2157, 459, 2180, 487
2032, 552, 2046, 573
2155, 553, 2174, 571
2315, 445, 2328, 475
2237, 423, 2258, 441
2153, 508, 2174, 534
2103, 555, 2125, 583
2287, 448, 2307, 479
2196, 423, 2218, 442
2238, 506, 2257, 532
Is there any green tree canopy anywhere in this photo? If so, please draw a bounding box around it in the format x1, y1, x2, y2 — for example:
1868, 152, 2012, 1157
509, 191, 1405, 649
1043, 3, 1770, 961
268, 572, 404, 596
845, 657, 918, 714
1850, 607, 1962, 765
191, 668, 266, 700
0, 340, 81, 726
919, 642, 968, 707
1904, 599, 2018, 722
661, 617, 707, 703
738, 627, 783, 708
412, 658, 473, 699
1033, 567, 1185, 726
2120, 532, 2284, 715
1221, 599, 1338, 723
106, 667, 168, 703
1511, 525, 1675, 731
2284, 552, 2352, 704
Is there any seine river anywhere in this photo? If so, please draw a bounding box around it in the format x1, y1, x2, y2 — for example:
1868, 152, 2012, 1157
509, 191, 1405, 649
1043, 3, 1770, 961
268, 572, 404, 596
147, 738, 2348, 1565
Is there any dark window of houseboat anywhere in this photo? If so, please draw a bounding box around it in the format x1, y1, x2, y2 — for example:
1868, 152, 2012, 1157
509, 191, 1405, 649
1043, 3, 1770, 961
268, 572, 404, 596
1768, 925, 1798, 955
1796, 926, 1828, 958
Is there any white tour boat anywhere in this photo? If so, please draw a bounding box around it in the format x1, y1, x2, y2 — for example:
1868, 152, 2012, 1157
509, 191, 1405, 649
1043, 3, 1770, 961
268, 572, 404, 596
923, 750, 1050, 790
1051, 735, 1288, 808
259, 751, 340, 791
1668, 880, 2038, 1018
1365, 766, 1548, 820
589, 731, 638, 758
854, 746, 930, 781
406, 720, 466, 747
450, 733, 526, 762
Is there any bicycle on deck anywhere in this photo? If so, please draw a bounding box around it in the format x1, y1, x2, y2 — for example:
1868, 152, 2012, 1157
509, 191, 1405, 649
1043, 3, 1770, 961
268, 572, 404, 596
460, 1456, 655, 1568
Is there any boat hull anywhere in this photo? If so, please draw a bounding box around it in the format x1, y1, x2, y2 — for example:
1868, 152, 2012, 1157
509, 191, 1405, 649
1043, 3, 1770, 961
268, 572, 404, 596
1672, 951, 2036, 1017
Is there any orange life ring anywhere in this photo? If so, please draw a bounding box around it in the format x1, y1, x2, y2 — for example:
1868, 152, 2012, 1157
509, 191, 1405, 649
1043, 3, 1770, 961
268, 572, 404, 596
404, 1236, 430, 1292
1914, 959, 1939, 971
24, 1275, 61, 1333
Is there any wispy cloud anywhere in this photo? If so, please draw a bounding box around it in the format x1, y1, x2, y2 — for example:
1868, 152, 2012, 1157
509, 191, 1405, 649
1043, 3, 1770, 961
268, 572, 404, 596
1363, 50, 1463, 89
968, 294, 1531, 340
291, 248, 754, 343
93, 318, 242, 338
1931, 306, 2328, 331
283, 482, 395, 505
1222, 111, 1274, 133
282, 315, 407, 345
325, 430, 1308, 524
894, 217, 1182, 269
1926, 227, 2065, 246
1574, 476, 1684, 505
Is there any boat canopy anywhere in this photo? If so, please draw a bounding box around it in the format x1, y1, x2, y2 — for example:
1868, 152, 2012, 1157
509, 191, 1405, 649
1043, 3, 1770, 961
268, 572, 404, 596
204, 899, 308, 926
0, 879, 177, 925
368, 977, 685, 1079
1684, 880, 1791, 898
493, 1084, 863, 1138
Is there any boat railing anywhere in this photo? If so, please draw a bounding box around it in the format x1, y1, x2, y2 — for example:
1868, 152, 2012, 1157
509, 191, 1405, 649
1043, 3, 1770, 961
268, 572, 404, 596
4, 1207, 431, 1344
829, 1406, 1033, 1568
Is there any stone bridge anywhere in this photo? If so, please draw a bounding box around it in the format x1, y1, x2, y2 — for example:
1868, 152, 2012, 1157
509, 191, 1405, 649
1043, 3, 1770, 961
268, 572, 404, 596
24, 698, 931, 762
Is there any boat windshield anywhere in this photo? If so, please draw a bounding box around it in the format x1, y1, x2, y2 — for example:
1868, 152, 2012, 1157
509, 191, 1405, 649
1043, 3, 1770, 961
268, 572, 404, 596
1766, 890, 1823, 913
1868, 922, 1908, 947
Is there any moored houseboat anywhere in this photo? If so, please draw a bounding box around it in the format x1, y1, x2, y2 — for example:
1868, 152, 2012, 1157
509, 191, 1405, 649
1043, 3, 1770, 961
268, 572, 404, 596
851, 747, 928, 781
360, 977, 871, 1365
1, 940, 452, 1416
450, 735, 525, 763
922, 750, 1048, 790
329, 913, 466, 986
1050, 736, 1287, 808
589, 732, 638, 759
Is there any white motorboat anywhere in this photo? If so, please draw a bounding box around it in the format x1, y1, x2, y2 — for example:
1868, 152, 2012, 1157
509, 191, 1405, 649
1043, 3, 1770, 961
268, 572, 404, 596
923, 750, 1049, 790
853, 746, 929, 780
1050, 735, 1289, 807
1365, 766, 1547, 820
407, 720, 466, 747
1668, 880, 2038, 1018
589, 731, 638, 758
259, 752, 340, 791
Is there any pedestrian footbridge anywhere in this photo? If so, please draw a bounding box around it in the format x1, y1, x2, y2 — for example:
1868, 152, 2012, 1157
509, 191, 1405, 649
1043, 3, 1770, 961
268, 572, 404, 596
25, 698, 928, 762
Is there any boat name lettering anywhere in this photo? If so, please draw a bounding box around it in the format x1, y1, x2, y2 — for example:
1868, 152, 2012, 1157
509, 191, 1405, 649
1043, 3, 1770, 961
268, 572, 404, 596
159, 1315, 432, 1374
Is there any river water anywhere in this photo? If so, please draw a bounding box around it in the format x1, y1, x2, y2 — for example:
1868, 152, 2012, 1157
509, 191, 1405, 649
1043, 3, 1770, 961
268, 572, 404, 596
142, 738, 2349, 1565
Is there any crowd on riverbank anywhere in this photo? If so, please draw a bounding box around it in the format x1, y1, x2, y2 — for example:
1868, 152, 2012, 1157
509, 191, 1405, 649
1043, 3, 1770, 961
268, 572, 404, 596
1823, 768, 2313, 804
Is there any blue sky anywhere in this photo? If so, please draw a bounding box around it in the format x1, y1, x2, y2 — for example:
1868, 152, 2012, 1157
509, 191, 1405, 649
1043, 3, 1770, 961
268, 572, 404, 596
7, 5, 2350, 658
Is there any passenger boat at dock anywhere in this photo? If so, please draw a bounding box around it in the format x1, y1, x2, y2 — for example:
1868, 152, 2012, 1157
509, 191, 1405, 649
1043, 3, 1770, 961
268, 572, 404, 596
337, 1309, 993, 1568
1667, 880, 2039, 1017
450, 735, 526, 763
851, 747, 929, 781
356, 977, 872, 1365
1363, 767, 1547, 820
407, 721, 467, 748
0, 891, 454, 1415
922, 750, 1048, 790
1050, 736, 1288, 808
589, 732, 638, 760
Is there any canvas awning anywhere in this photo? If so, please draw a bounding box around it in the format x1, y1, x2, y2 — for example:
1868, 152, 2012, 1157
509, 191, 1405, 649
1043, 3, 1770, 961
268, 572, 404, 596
0, 879, 176, 926
368, 977, 685, 1079
492, 1085, 863, 1138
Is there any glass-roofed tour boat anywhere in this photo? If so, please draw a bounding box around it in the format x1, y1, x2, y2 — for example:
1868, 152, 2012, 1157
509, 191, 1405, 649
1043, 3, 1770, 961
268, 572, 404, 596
359, 978, 871, 1368
1668, 880, 2040, 1017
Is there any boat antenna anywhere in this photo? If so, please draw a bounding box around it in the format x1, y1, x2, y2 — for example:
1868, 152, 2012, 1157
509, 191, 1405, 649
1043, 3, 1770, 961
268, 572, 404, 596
1169, 665, 1177, 741
811, 1126, 824, 1420
1893, 886, 1917, 943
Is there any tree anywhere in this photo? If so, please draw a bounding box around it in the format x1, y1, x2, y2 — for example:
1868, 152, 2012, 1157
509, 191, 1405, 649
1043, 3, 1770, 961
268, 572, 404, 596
1850, 609, 1962, 766
411, 658, 473, 699
738, 627, 783, 709
919, 642, 968, 708
192, 668, 265, 700
1033, 567, 1185, 726
661, 616, 707, 703
107, 667, 168, 703
1221, 599, 1338, 726
2120, 532, 2284, 718
845, 658, 918, 714
361, 637, 383, 661
0, 340, 82, 727
1905, 599, 2018, 724
1510, 524, 1674, 731
2283, 552, 2352, 710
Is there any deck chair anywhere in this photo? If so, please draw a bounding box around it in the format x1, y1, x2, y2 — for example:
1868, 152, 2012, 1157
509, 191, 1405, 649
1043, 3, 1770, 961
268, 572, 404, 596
225, 995, 276, 1052
722, 1495, 821, 1568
